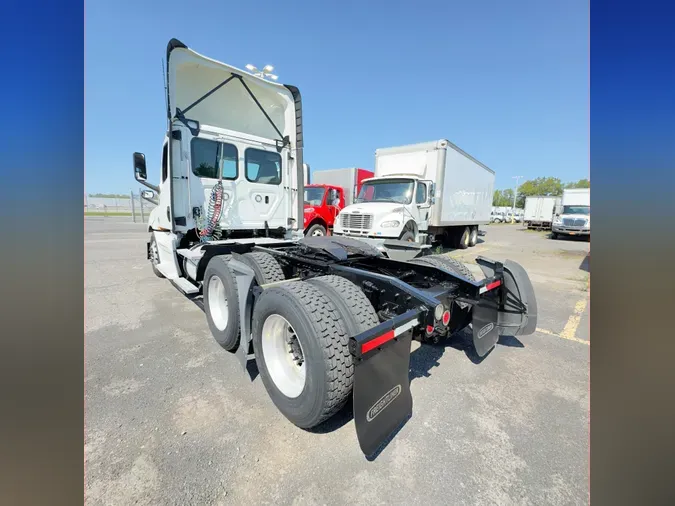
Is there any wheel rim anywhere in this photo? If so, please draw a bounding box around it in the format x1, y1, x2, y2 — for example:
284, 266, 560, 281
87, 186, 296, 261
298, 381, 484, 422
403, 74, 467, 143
470, 229, 477, 243
261, 314, 306, 398
311, 228, 325, 236
463, 231, 469, 246
207, 275, 229, 331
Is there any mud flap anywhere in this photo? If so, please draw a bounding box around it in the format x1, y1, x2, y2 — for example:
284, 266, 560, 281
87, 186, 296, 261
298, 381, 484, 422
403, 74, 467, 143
472, 293, 500, 357
476, 257, 538, 337
353, 331, 413, 457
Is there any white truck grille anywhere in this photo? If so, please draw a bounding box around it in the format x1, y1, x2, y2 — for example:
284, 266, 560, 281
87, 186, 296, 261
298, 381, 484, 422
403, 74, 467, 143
340, 213, 373, 230
563, 218, 587, 227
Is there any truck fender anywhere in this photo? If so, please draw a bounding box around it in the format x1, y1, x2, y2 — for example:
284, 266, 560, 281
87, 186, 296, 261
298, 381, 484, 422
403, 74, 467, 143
475, 257, 538, 337
226, 257, 257, 370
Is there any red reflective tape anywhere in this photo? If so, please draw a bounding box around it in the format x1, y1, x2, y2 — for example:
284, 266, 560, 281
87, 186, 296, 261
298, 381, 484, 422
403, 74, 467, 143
361, 330, 395, 354
485, 280, 502, 291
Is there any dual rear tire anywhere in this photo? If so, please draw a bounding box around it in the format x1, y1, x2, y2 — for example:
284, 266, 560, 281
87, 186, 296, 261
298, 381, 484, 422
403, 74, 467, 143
252, 277, 378, 428
203, 251, 285, 351
203, 251, 379, 429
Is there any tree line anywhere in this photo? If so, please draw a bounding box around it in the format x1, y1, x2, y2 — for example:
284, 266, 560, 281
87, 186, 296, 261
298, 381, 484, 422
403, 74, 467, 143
87, 193, 131, 199
493, 177, 589, 208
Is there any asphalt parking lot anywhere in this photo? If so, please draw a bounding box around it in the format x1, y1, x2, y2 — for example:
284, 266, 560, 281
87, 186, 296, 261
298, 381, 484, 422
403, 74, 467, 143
85, 218, 590, 505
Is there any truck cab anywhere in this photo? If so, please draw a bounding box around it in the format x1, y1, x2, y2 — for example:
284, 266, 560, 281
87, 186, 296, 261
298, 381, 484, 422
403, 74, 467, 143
132, 39, 304, 280
303, 184, 344, 236
333, 175, 432, 242
552, 188, 590, 239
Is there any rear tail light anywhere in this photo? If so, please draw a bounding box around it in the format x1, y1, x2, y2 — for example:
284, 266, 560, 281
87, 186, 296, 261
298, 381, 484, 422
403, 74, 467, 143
441, 310, 451, 326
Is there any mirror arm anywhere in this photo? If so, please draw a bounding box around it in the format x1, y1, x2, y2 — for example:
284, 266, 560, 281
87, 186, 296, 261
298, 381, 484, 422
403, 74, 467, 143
135, 174, 160, 194
141, 195, 159, 206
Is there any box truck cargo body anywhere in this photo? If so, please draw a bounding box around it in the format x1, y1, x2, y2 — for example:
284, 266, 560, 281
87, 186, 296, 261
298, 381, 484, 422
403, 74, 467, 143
309, 167, 373, 207
302, 167, 374, 236
332, 139, 495, 249
524, 196, 561, 229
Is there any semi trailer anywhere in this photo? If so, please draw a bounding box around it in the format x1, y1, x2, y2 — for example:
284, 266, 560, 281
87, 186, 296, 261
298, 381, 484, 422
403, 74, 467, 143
303, 168, 374, 237
332, 140, 495, 250
133, 38, 539, 457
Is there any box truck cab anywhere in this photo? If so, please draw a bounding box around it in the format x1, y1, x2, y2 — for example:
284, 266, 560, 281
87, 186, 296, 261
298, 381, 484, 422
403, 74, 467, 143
552, 188, 590, 239
302, 168, 374, 236
332, 140, 494, 249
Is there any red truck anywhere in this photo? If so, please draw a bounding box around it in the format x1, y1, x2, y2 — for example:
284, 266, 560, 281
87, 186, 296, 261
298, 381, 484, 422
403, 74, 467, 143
303, 167, 374, 236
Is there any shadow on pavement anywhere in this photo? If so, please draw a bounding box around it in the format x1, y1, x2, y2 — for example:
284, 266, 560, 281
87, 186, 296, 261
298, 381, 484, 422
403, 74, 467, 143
411, 330, 525, 369
579, 253, 590, 272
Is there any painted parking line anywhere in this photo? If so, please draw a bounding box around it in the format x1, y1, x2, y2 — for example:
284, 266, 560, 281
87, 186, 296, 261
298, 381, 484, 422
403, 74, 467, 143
536, 298, 589, 345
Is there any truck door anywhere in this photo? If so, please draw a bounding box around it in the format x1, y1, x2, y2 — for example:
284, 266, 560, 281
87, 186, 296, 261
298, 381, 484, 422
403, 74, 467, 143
237, 146, 288, 230
415, 180, 432, 231
169, 126, 191, 232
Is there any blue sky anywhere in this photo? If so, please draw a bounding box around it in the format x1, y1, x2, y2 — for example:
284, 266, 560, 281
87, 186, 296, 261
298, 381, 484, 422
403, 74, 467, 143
85, 0, 588, 194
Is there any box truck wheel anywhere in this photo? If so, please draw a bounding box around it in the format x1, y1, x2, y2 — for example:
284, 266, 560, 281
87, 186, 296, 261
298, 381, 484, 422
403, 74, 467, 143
240, 251, 285, 284
203, 256, 240, 351
468, 227, 478, 247
551, 232, 558, 240
306, 223, 327, 237
457, 227, 470, 249
251, 281, 353, 428
400, 230, 416, 242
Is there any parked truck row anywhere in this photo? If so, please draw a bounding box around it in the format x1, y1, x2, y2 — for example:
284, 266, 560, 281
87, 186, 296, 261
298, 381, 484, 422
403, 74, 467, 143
132, 38, 538, 457
523, 188, 590, 240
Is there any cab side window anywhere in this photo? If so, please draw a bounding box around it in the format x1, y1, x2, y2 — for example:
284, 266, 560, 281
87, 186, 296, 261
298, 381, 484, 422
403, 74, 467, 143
415, 182, 428, 204
191, 138, 238, 179
245, 148, 282, 185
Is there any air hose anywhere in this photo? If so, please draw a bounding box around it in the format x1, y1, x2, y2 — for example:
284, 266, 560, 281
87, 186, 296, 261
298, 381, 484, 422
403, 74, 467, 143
198, 181, 224, 242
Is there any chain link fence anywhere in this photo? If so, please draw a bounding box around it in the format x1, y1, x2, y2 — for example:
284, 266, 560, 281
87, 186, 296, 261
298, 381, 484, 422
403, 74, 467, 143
84, 192, 158, 223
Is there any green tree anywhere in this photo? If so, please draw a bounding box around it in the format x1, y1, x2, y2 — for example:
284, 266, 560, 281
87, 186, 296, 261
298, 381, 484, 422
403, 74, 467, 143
515, 177, 563, 208
492, 189, 515, 207
564, 178, 590, 189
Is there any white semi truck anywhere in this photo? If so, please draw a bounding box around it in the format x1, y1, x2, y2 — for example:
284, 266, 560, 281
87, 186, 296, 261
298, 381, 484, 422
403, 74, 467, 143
132, 38, 538, 457
332, 140, 494, 250
552, 188, 590, 239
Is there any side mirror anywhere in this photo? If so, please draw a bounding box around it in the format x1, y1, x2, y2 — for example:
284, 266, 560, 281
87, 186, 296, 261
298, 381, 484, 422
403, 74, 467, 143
133, 152, 147, 181
141, 190, 155, 200
133, 152, 160, 193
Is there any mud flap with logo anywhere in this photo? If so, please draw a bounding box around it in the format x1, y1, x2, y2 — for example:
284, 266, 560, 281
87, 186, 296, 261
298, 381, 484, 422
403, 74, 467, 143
472, 293, 500, 357
352, 330, 413, 457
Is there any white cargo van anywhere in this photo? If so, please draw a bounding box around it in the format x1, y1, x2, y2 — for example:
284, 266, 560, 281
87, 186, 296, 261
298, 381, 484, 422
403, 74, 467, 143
332, 139, 495, 249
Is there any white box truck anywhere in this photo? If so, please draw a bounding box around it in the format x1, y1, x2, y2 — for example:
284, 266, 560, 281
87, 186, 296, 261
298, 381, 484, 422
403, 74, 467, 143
332, 139, 495, 250
523, 196, 561, 229
552, 188, 590, 239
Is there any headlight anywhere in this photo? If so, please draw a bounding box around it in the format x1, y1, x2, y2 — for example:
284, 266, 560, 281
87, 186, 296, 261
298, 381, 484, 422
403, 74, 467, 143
553, 217, 562, 224
380, 220, 401, 228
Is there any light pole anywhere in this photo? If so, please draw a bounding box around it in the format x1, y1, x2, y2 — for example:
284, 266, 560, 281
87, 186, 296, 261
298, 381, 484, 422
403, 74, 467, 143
245, 63, 278, 81
512, 175, 523, 223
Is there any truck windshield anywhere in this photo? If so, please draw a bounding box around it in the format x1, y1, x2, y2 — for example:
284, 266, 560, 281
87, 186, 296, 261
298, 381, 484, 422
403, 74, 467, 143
304, 187, 326, 206
562, 205, 590, 215
355, 179, 414, 204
